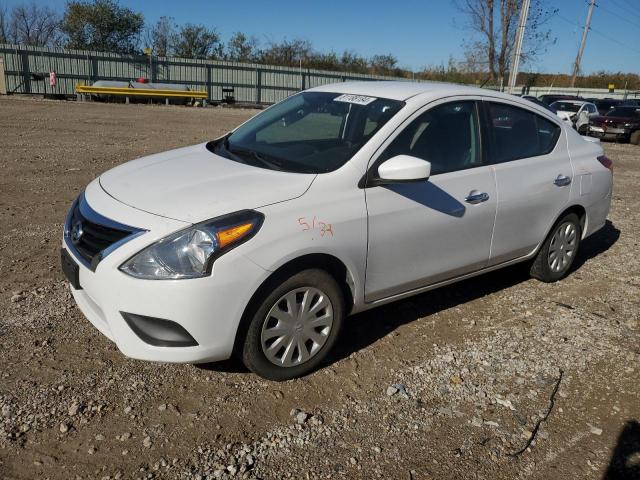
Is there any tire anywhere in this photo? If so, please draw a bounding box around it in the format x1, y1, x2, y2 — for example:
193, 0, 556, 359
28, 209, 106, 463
530, 213, 582, 283
630, 130, 640, 145
577, 124, 587, 135
241, 269, 344, 381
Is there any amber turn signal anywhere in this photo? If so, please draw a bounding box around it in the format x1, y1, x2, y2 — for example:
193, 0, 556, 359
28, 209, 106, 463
216, 222, 254, 248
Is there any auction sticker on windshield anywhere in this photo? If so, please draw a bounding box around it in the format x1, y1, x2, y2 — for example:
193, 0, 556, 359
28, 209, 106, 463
333, 94, 377, 105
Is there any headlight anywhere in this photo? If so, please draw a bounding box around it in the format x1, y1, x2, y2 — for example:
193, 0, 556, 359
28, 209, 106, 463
120, 210, 264, 279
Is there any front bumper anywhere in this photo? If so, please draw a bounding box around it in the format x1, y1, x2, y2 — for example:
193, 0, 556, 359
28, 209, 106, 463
62, 182, 271, 363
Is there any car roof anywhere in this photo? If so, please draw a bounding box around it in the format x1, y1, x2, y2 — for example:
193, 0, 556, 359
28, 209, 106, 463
308, 80, 493, 101
306, 81, 563, 123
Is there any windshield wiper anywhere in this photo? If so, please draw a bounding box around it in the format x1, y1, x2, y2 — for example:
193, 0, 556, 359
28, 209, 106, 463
218, 137, 319, 174
223, 140, 286, 171
229, 146, 284, 171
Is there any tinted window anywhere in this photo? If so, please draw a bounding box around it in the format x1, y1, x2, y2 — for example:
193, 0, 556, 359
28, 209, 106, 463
587, 104, 597, 114
594, 100, 619, 111
378, 101, 481, 175
486, 102, 560, 164
606, 107, 640, 118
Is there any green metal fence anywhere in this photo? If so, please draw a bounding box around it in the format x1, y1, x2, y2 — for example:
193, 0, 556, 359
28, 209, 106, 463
0, 43, 409, 104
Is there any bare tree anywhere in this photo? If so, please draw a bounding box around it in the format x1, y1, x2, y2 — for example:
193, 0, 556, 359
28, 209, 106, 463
171, 24, 222, 59
7, 2, 62, 46
225, 32, 259, 62
259, 38, 312, 67
143, 16, 175, 56
455, 0, 555, 85
0, 4, 9, 43
369, 54, 399, 75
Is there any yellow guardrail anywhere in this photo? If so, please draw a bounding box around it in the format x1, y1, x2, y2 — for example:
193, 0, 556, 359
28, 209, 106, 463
76, 84, 208, 99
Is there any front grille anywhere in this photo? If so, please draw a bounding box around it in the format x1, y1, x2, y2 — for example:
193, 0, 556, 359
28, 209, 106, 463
65, 194, 143, 270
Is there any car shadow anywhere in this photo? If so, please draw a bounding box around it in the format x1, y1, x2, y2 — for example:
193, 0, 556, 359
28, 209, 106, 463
327, 220, 620, 368
197, 221, 619, 377
385, 182, 466, 217
602, 420, 640, 480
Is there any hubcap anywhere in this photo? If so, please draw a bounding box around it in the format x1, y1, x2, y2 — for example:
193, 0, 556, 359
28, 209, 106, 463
548, 222, 577, 273
261, 287, 334, 367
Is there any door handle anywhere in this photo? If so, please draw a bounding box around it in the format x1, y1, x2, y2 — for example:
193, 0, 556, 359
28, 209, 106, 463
465, 190, 490, 204
554, 175, 572, 187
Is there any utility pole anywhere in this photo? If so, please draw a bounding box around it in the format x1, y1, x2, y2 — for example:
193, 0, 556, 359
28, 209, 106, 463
508, 0, 531, 94
570, 0, 596, 88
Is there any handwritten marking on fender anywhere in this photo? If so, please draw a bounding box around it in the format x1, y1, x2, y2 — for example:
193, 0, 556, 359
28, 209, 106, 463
298, 216, 334, 237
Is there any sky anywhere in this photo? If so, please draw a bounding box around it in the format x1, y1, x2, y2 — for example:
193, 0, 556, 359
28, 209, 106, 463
3, 0, 639, 74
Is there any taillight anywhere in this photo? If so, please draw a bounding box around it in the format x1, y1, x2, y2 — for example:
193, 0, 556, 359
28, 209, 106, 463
597, 155, 613, 172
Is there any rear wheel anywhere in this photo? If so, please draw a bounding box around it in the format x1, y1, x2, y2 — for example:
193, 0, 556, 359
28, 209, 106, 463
241, 269, 344, 381
630, 130, 640, 145
530, 213, 581, 282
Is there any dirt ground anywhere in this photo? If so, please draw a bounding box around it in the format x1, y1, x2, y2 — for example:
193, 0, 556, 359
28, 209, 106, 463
0, 96, 639, 480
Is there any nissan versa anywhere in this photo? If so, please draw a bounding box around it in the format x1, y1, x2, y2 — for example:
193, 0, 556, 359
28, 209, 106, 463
61, 82, 613, 380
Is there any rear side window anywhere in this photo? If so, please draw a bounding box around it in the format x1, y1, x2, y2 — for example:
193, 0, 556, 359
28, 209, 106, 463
486, 102, 560, 164
378, 100, 482, 175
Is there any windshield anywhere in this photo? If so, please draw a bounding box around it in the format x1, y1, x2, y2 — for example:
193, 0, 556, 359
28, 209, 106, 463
606, 107, 640, 118
551, 102, 580, 113
210, 91, 404, 173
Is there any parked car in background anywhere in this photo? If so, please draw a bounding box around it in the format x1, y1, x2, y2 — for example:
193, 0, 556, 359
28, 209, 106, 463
551, 100, 599, 134
538, 94, 582, 106
588, 105, 640, 144
584, 98, 623, 114
61, 81, 613, 380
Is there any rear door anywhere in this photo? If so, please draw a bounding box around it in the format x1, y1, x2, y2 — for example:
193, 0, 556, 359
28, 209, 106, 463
483, 100, 572, 265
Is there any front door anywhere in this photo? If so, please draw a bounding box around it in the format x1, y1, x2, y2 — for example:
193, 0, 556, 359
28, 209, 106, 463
365, 100, 497, 302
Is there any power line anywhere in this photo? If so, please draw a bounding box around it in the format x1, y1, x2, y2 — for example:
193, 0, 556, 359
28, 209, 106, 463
590, 25, 640, 54
608, 0, 640, 23
598, 4, 640, 31
557, 14, 640, 55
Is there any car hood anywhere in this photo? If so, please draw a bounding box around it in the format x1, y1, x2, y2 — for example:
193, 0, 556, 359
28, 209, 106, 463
99, 143, 316, 223
556, 110, 577, 119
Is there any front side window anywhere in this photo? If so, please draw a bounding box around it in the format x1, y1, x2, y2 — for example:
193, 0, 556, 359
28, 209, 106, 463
486, 102, 560, 164
212, 91, 404, 173
378, 101, 482, 175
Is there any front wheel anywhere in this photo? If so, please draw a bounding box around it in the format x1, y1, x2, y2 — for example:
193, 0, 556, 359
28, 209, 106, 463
530, 213, 582, 282
241, 269, 344, 381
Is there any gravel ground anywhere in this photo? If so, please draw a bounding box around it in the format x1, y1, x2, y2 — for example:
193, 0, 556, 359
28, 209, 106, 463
0, 96, 639, 480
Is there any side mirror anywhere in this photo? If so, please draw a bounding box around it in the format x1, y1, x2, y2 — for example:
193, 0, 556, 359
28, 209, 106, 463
377, 155, 431, 183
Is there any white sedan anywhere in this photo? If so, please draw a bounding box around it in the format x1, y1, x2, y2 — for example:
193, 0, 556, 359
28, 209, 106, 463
61, 81, 613, 380
551, 100, 599, 134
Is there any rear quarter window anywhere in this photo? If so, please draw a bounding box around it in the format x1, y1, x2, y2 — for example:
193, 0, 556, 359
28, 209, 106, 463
486, 102, 561, 164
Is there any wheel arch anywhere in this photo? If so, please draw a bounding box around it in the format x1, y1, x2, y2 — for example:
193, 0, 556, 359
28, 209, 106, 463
231, 253, 356, 357
560, 204, 587, 237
